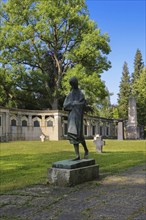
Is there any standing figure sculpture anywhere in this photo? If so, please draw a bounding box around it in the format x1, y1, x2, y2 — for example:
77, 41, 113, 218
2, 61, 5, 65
63, 76, 89, 160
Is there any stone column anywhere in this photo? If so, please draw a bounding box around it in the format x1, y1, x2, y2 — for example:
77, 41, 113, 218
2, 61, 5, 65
28, 115, 32, 126
41, 115, 45, 127
118, 120, 124, 140
96, 121, 100, 135
102, 121, 106, 136
5, 111, 10, 141
17, 112, 22, 140
108, 122, 111, 136
126, 97, 138, 139
87, 120, 91, 137
27, 115, 32, 140
54, 112, 62, 140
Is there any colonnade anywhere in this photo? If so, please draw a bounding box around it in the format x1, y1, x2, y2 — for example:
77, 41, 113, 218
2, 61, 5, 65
0, 107, 118, 141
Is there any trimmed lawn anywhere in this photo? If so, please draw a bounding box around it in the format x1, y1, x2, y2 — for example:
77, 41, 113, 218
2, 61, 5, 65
0, 140, 146, 193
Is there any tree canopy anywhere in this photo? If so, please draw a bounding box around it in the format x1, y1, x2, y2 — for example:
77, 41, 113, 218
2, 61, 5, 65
0, 0, 111, 110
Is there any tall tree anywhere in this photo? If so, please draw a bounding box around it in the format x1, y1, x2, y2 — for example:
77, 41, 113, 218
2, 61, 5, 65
0, 0, 111, 110
118, 62, 131, 119
131, 49, 144, 87
132, 67, 146, 125
131, 49, 145, 126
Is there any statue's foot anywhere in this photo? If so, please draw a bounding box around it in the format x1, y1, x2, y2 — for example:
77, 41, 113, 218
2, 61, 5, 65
72, 156, 80, 161
84, 151, 89, 159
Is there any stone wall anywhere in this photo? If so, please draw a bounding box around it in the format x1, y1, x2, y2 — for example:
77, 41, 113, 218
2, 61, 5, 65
0, 107, 117, 142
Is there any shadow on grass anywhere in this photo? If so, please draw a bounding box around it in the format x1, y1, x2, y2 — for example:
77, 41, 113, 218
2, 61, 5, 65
0, 150, 145, 193
90, 151, 145, 176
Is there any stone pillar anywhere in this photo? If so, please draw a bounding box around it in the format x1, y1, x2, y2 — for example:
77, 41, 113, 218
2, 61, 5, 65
17, 112, 22, 140
54, 112, 62, 140
118, 120, 124, 140
103, 121, 106, 136
27, 115, 32, 140
126, 97, 138, 139
5, 112, 10, 141
87, 120, 91, 136
41, 115, 45, 127
28, 115, 32, 126
96, 121, 99, 135
108, 122, 111, 136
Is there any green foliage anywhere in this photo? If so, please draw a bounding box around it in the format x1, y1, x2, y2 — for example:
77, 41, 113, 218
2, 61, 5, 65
118, 62, 131, 119
0, 67, 17, 108
62, 65, 109, 113
132, 67, 146, 125
112, 106, 119, 119
98, 105, 119, 119
131, 49, 144, 86
0, 140, 145, 193
130, 49, 145, 125
0, 0, 111, 110
117, 49, 145, 126
96, 93, 119, 119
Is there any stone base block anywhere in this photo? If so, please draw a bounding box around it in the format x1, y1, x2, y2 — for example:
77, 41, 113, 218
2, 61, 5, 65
126, 126, 138, 139
48, 164, 99, 186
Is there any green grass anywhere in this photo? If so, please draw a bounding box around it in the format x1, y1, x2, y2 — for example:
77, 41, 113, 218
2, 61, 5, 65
0, 140, 146, 193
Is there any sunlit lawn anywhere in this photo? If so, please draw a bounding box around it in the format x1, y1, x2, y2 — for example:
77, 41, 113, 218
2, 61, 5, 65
0, 139, 146, 193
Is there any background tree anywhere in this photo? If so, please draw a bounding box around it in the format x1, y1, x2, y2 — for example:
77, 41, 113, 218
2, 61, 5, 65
131, 49, 145, 126
0, 0, 111, 110
132, 67, 146, 125
95, 88, 119, 119
131, 49, 144, 92
0, 67, 17, 108
111, 105, 119, 119
118, 62, 131, 119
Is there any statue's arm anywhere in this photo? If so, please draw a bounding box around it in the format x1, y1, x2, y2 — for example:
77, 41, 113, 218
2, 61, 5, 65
63, 95, 73, 111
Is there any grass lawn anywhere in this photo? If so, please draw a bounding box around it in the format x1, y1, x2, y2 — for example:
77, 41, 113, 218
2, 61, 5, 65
0, 139, 146, 193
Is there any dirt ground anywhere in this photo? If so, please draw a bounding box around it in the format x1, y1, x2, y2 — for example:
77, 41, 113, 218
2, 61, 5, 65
0, 164, 146, 220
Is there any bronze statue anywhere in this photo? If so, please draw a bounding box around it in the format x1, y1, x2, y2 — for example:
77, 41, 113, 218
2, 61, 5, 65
63, 76, 89, 160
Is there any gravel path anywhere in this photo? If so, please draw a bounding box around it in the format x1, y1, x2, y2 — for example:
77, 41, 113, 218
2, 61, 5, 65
0, 165, 146, 220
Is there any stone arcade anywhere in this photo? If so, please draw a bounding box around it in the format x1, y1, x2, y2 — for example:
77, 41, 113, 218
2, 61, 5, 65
0, 107, 118, 142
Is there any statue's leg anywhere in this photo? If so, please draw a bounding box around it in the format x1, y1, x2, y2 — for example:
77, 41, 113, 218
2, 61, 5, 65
81, 140, 89, 159
73, 144, 80, 160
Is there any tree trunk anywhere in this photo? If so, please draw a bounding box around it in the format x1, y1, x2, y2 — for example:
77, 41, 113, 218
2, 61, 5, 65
52, 98, 59, 110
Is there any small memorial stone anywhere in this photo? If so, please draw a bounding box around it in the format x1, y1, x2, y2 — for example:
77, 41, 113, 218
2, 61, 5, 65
93, 134, 104, 153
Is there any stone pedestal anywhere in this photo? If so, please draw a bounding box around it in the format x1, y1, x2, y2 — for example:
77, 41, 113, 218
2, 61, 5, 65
126, 126, 138, 139
48, 159, 99, 186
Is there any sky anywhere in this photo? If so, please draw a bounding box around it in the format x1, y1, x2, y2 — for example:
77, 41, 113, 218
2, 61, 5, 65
86, 0, 146, 105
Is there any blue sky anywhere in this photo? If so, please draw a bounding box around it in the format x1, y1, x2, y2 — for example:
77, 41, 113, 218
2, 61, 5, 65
86, 0, 146, 105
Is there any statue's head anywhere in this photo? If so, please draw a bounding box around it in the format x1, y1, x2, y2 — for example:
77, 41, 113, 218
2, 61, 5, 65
69, 76, 78, 89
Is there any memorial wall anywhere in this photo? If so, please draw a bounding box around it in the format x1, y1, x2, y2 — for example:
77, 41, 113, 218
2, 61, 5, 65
0, 107, 117, 141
